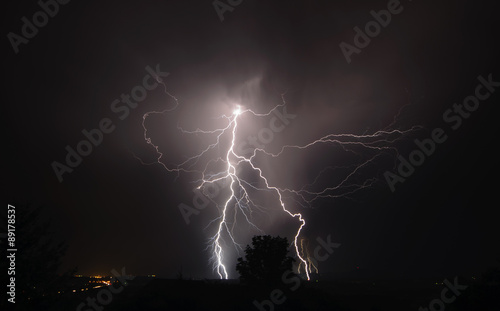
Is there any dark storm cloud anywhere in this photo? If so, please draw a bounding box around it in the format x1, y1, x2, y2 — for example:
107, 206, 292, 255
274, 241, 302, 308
4, 0, 499, 280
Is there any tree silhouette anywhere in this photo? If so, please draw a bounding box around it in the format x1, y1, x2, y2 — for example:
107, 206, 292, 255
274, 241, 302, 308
236, 235, 295, 284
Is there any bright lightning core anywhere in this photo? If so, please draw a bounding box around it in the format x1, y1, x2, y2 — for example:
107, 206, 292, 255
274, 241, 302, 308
139, 87, 419, 281
233, 106, 242, 116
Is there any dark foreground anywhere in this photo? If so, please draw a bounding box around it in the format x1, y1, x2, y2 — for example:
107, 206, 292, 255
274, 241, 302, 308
9, 274, 500, 311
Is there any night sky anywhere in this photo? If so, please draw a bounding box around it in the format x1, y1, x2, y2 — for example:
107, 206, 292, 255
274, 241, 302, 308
4, 0, 499, 281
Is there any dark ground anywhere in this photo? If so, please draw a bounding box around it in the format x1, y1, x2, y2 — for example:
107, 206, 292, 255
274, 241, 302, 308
26, 272, 500, 311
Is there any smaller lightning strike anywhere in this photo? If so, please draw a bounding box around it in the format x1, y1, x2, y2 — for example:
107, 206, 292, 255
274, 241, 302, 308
299, 238, 319, 275
137, 88, 419, 280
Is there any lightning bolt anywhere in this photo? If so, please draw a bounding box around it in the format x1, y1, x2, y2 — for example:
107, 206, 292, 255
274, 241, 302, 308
299, 238, 319, 275
137, 83, 419, 281
196, 105, 311, 280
